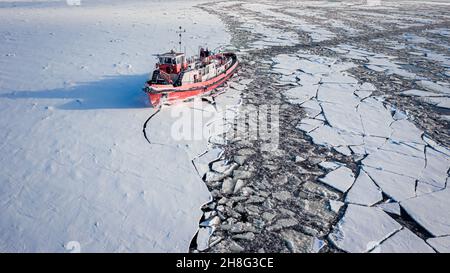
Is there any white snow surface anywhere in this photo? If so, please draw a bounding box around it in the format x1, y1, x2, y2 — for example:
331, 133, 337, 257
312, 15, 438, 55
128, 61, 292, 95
0, 0, 231, 252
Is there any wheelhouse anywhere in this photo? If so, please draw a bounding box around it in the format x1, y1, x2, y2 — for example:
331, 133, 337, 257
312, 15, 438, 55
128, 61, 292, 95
157, 51, 187, 74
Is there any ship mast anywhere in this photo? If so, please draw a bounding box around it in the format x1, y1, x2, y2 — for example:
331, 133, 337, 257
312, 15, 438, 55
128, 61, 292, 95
176, 26, 186, 53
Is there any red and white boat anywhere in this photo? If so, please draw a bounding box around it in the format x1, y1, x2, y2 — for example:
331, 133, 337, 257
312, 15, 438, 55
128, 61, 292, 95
143, 48, 238, 107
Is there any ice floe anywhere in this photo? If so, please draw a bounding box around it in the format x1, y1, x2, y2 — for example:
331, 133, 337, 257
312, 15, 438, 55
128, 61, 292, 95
377, 202, 401, 216
371, 228, 435, 253
401, 188, 450, 237
329, 200, 345, 213
329, 205, 402, 253
345, 170, 383, 206
427, 236, 450, 253
273, 48, 450, 252
318, 166, 355, 193
241, 3, 336, 43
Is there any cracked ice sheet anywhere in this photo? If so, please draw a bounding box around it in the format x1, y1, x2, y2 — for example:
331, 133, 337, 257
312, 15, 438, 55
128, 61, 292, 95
416, 80, 450, 95
377, 202, 401, 216
233, 17, 299, 50
421, 97, 450, 109
192, 148, 223, 178
366, 54, 417, 79
331, 45, 417, 79
371, 228, 435, 253
401, 88, 450, 110
363, 147, 425, 180
284, 78, 320, 104
241, 3, 335, 43
273, 50, 450, 250
401, 188, 450, 237
146, 100, 224, 160
329, 205, 402, 253
345, 169, 383, 206
0, 0, 229, 252
417, 146, 450, 192
318, 166, 355, 193
427, 236, 450, 253
329, 45, 374, 61
363, 166, 417, 202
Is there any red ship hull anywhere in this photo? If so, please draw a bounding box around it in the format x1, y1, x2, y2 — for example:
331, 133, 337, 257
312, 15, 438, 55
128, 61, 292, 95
145, 53, 238, 107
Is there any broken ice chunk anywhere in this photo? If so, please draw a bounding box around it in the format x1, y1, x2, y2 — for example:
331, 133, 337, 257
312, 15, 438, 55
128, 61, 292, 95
329, 200, 344, 213
320, 101, 364, 134
401, 188, 450, 237
358, 97, 394, 138
333, 146, 352, 156
379, 140, 425, 159
317, 83, 359, 107
359, 82, 376, 91
354, 90, 372, 99
312, 238, 326, 253
363, 148, 425, 181
295, 58, 334, 75
417, 80, 450, 95
365, 55, 416, 79
297, 118, 324, 133
363, 166, 416, 202
424, 97, 450, 109
427, 236, 450, 253
422, 135, 450, 157
371, 228, 435, 253
392, 108, 408, 120
211, 160, 237, 174
196, 227, 214, 251
301, 100, 322, 117
318, 161, 343, 170
416, 181, 444, 195
345, 169, 383, 206
229, 82, 247, 91
284, 85, 318, 105
321, 73, 358, 84
349, 145, 366, 155
417, 146, 450, 190
239, 78, 253, 85
318, 166, 355, 193
295, 156, 306, 163
192, 148, 223, 177
365, 64, 387, 72
329, 205, 402, 253
200, 216, 220, 227
377, 202, 401, 216
400, 89, 442, 97
308, 125, 364, 148
362, 136, 387, 154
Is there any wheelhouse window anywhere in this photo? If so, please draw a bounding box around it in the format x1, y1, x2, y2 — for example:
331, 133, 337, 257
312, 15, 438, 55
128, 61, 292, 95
159, 54, 184, 65
159, 57, 174, 64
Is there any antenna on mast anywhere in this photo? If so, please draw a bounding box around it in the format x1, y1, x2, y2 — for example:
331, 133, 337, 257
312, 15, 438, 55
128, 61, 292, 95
176, 26, 186, 53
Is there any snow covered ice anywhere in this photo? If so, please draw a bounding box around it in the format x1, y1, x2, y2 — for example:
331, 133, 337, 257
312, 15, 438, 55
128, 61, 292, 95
0, 0, 231, 252
1, 0, 450, 254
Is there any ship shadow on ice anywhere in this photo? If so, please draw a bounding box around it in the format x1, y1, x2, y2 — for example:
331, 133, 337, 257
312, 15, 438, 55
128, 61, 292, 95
1, 74, 153, 110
